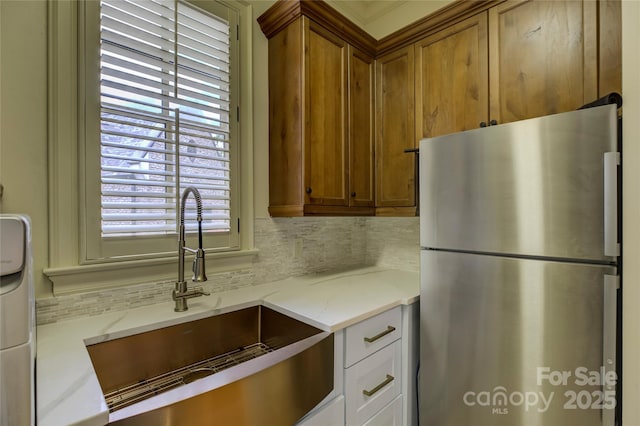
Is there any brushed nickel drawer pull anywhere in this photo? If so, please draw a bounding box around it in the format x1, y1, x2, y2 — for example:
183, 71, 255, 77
362, 374, 394, 397
364, 326, 396, 343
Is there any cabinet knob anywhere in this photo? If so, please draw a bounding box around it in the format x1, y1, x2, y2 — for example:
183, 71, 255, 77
480, 121, 487, 128
306, 187, 312, 194
351, 192, 356, 197
490, 119, 498, 126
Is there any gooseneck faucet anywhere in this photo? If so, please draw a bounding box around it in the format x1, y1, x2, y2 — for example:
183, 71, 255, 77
173, 187, 210, 312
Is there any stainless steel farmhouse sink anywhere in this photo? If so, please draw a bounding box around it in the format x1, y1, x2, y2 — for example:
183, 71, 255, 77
85, 306, 334, 425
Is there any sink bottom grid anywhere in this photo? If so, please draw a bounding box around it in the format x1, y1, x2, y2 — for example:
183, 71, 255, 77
103, 342, 274, 412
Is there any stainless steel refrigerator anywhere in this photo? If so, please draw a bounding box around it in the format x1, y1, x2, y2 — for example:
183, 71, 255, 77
419, 104, 620, 426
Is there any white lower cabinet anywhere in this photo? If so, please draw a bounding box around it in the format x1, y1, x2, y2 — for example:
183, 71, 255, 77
297, 302, 419, 426
401, 302, 419, 426
363, 395, 403, 426
345, 340, 402, 425
296, 395, 345, 426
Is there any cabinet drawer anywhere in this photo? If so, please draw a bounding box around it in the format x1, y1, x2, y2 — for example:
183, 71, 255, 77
345, 340, 402, 426
363, 394, 402, 426
345, 306, 401, 367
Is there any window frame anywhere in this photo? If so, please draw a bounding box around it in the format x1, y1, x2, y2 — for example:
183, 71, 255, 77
45, 0, 256, 295
86, 0, 239, 260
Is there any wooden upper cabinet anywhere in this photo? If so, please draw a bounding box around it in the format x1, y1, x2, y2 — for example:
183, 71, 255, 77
259, 1, 376, 217
413, 0, 620, 138
375, 46, 416, 214
304, 21, 348, 208
415, 12, 489, 140
260, 0, 621, 217
348, 46, 375, 208
488, 0, 598, 124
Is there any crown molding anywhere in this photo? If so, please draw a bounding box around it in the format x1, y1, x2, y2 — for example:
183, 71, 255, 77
258, 0, 501, 58
376, 0, 501, 56
258, 0, 377, 57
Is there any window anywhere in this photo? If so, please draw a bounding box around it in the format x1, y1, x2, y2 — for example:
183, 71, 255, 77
85, 0, 240, 260
44, 0, 255, 293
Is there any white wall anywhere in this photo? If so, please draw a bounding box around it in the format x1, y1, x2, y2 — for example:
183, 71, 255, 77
622, 0, 640, 422
0, 1, 49, 297
249, 0, 274, 218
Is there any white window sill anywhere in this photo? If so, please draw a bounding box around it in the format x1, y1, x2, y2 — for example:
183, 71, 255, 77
43, 249, 259, 296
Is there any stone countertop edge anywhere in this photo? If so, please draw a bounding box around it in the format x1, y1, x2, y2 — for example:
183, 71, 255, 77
35, 266, 419, 426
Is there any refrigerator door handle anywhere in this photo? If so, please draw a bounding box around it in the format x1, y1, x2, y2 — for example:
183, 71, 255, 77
604, 152, 620, 257
602, 274, 619, 426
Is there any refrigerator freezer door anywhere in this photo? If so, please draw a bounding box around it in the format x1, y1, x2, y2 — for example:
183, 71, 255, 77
419, 104, 618, 262
420, 250, 617, 426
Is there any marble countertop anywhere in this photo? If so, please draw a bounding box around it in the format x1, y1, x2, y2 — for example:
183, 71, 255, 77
36, 266, 419, 426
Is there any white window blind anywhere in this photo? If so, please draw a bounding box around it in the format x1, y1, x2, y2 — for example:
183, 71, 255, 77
100, 0, 232, 238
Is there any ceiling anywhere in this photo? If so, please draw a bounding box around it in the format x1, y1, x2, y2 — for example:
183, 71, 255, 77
327, 0, 409, 26
324, 0, 453, 39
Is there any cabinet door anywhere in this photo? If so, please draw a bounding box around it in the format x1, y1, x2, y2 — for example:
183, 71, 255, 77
345, 340, 402, 426
489, 0, 598, 124
268, 18, 304, 215
304, 18, 348, 207
363, 395, 402, 426
415, 12, 489, 139
375, 46, 415, 212
349, 46, 375, 208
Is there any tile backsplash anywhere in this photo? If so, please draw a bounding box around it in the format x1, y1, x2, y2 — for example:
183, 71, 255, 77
36, 217, 419, 324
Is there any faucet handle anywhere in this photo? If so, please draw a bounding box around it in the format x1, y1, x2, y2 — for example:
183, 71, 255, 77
195, 287, 210, 297
173, 286, 210, 301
